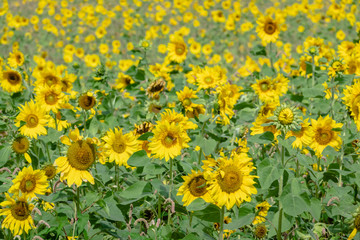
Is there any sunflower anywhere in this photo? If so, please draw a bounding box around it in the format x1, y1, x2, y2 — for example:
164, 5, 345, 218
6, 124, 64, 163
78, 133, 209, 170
146, 78, 166, 99
134, 122, 153, 136
254, 224, 267, 239
0, 193, 35, 236
35, 85, 64, 113
268, 104, 302, 133
1, 69, 24, 93
12, 136, 32, 163
167, 35, 187, 63
251, 77, 276, 103
102, 127, 140, 167
207, 154, 258, 210
216, 83, 243, 107
252, 201, 271, 225
177, 170, 212, 206
185, 103, 206, 119
7, 51, 25, 68
78, 92, 97, 110
343, 81, 360, 130
158, 109, 198, 131
256, 15, 280, 43
148, 120, 191, 161
36, 71, 61, 87
8, 165, 48, 199
196, 66, 224, 90
310, 115, 343, 157
14, 100, 49, 139
42, 164, 57, 180
54, 128, 96, 187
113, 72, 134, 90
176, 86, 198, 111
285, 118, 314, 149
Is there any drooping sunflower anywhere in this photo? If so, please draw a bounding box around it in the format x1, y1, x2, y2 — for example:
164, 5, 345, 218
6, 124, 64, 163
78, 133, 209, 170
54, 128, 97, 187
252, 201, 271, 225
102, 127, 140, 167
8, 165, 49, 199
1, 69, 24, 93
148, 120, 191, 161
343, 81, 360, 130
146, 78, 166, 99
134, 121, 153, 136
35, 85, 64, 113
12, 136, 32, 163
15, 100, 49, 139
310, 115, 343, 157
167, 35, 187, 63
7, 51, 25, 68
207, 153, 258, 210
177, 170, 212, 206
285, 118, 314, 149
0, 193, 35, 236
256, 15, 280, 43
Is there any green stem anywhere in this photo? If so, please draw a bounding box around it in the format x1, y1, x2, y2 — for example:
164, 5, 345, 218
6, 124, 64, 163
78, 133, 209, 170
277, 144, 285, 240
115, 164, 119, 187
311, 55, 316, 87
198, 148, 202, 166
330, 77, 336, 118
83, 110, 87, 135
168, 158, 173, 225
73, 187, 80, 238
219, 206, 225, 240
269, 42, 274, 73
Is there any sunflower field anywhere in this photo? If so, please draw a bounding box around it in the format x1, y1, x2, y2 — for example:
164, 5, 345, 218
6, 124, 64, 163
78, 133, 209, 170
1, 0, 360, 239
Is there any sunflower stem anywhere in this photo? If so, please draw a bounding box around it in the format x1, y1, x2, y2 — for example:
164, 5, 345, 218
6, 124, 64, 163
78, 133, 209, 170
269, 42, 275, 74
330, 76, 336, 118
218, 206, 225, 240
115, 164, 119, 187
168, 158, 173, 225
311, 55, 316, 87
83, 110, 87, 136
277, 144, 285, 240
198, 148, 202, 166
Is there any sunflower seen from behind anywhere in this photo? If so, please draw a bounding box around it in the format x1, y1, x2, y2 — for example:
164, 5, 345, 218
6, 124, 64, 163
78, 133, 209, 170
148, 120, 191, 161
206, 153, 258, 210
102, 127, 140, 168
310, 115, 343, 158
15, 100, 49, 139
8, 165, 49, 199
1, 69, 24, 93
0, 193, 35, 236
54, 128, 97, 187
177, 170, 212, 206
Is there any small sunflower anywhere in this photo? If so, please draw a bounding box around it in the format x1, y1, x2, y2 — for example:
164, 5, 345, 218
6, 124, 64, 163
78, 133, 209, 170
15, 100, 49, 139
167, 35, 187, 63
254, 223, 268, 239
102, 127, 140, 167
148, 120, 191, 161
177, 170, 212, 206
113, 72, 134, 90
268, 104, 302, 133
310, 115, 343, 157
206, 153, 258, 210
286, 118, 314, 149
256, 15, 280, 43
12, 136, 32, 163
37, 71, 61, 87
35, 85, 64, 113
8, 165, 49, 199
328, 59, 346, 77
78, 92, 97, 110
146, 78, 166, 99
7, 51, 25, 68
348, 206, 360, 240
158, 109, 198, 131
42, 164, 57, 180
1, 69, 24, 93
0, 193, 35, 236
252, 201, 271, 225
196, 66, 224, 90
176, 86, 198, 111
54, 128, 97, 187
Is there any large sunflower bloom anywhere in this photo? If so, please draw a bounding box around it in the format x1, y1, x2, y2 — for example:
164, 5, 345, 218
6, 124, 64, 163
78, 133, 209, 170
54, 128, 97, 187
167, 35, 187, 63
15, 100, 49, 139
7, 51, 25, 68
158, 109, 198, 131
177, 170, 212, 206
148, 120, 191, 161
207, 153, 258, 210
1, 69, 24, 93
102, 127, 140, 167
8, 166, 48, 199
310, 115, 343, 157
0, 193, 35, 236
35, 84, 65, 113
256, 15, 280, 43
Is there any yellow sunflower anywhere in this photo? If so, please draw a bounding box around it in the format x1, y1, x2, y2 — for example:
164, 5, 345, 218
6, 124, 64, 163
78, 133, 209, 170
285, 118, 314, 149
134, 122, 153, 136
146, 78, 166, 100
251, 77, 276, 103
36, 70, 61, 88
1, 69, 24, 93
167, 35, 187, 63
0, 193, 35, 236
343, 81, 360, 130
35, 85, 64, 113
12, 136, 32, 163
113, 72, 134, 90
9, 165, 49, 199
196, 66, 225, 90
207, 153, 258, 210
158, 109, 198, 131
148, 120, 191, 161
15, 100, 49, 139
177, 170, 212, 206
54, 128, 97, 187
176, 86, 198, 111
256, 15, 280, 43
7, 51, 25, 68
252, 201, 271, 225
78, 92, 97, 111
310, 115, 343, 157
102, 127, 140, 167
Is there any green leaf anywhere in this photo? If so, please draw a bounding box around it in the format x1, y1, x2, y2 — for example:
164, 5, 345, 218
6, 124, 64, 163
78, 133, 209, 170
226, 204, 255, 230
0, 145, 12, 167
281, 193, 309, 217
137, 132, 154, 140
127, 150, 149, 167
250, 45, 266, 56
192, 204, 220, 222
143, 163, 165, 175
309, 198, 321, 221
248, 132, 274, 144
186, 198, 209, 211
257, 159, 280, 189
118, 181, 152, 200
182, 233, 201, 240
77, 213, 89, 234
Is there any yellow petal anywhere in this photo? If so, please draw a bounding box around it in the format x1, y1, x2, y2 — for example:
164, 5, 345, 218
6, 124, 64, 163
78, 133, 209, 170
348, 228, 357, 240
24, 153, 32, 163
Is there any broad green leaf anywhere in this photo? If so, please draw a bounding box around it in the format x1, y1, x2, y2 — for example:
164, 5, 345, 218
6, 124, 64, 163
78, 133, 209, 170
0, 145, 12, 167
192, 204, 220, 222
258, 159, 280, 189
118, 181, 152, 200
127, 150, 149, 167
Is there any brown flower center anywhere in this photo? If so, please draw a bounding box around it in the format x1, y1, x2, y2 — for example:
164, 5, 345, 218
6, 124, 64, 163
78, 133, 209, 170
112, 138, 126, 153
315, 128, 333, 145
217, 166, 243, 193
79, 95, 96, 110
163, 134, 177, 147
264, 21, 277, 35
175, 43, 185, 55
20, 177, 36, 193
6, 71, 21, 85
67, 140, 95, 170
45, 93, 57, 105
11, 201, 30, 221
12, 137, 30, 154
26, 114, 39, 128
188, 175, 207, 197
